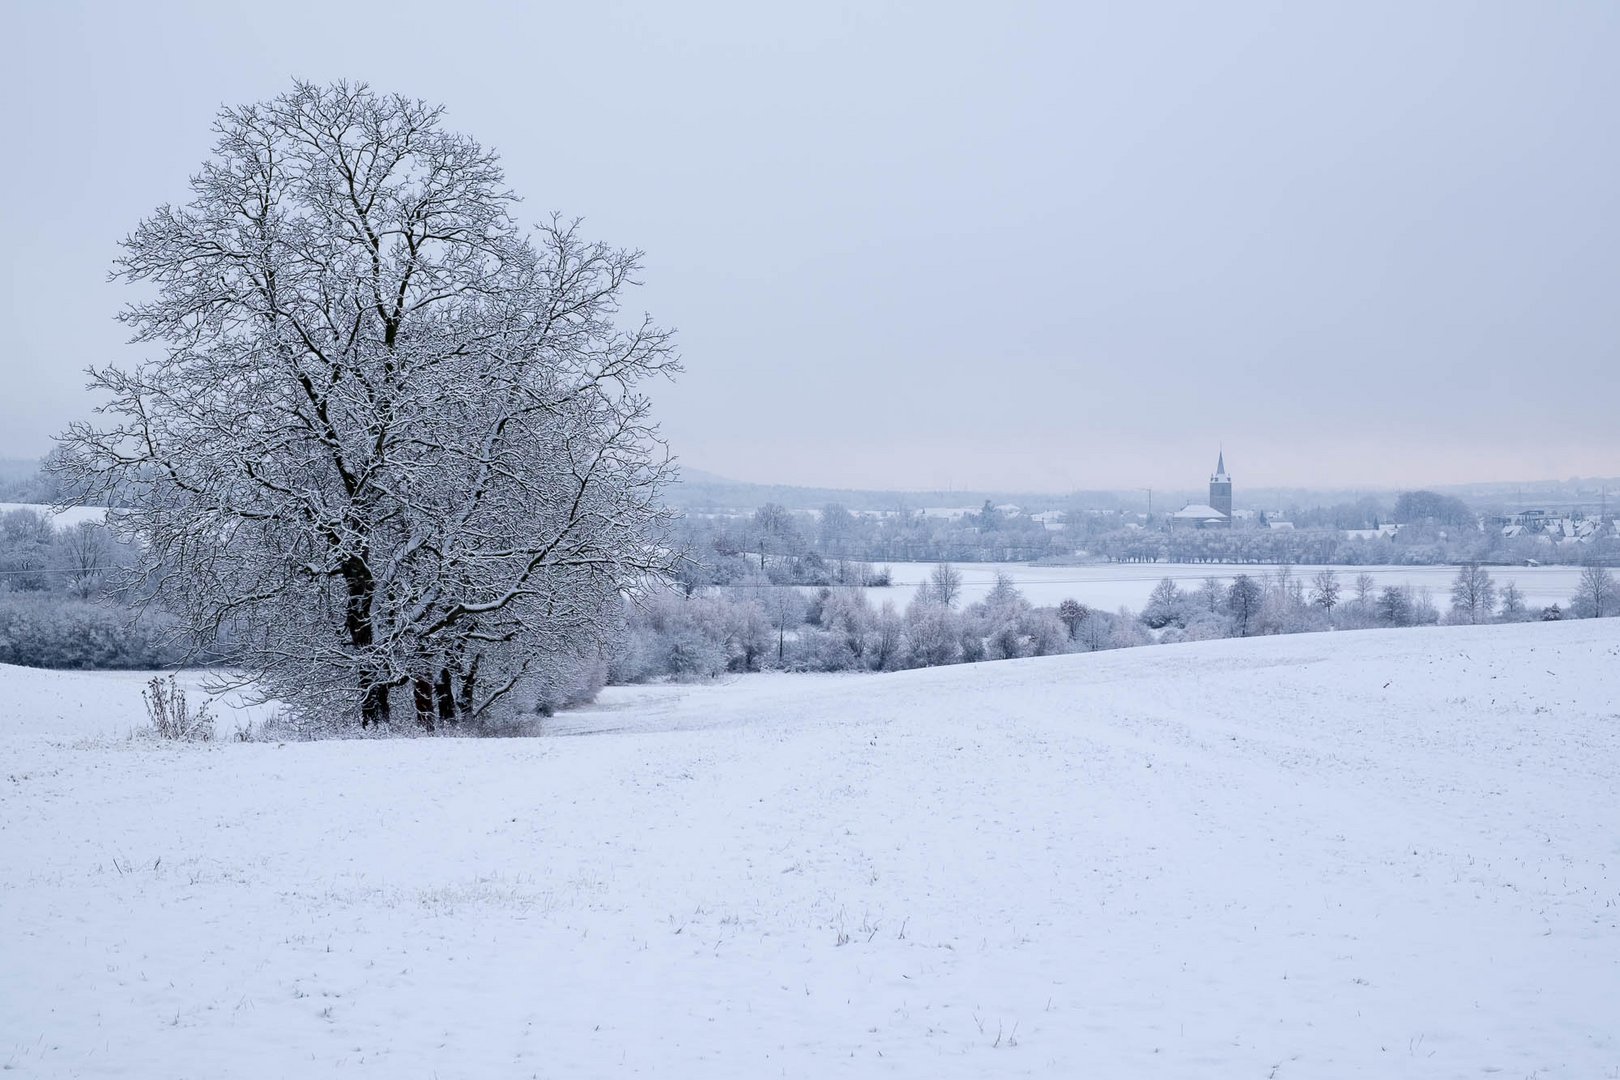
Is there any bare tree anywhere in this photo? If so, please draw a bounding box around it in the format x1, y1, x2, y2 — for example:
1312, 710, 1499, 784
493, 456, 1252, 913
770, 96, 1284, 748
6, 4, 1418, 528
1498, 580, 1527, 621
752, 503, 800, 572
818, 503, 857, 560
1354, 573, 1376, 607
1449, 563, 1496, 624
760, 585, 806, 665
54, 521, 112, 600
1077, 608, 1113, 652
54, 82, 678, 729
927, 562, 963, 608
1309, 567, 1341, 612
1572, 564, 1617, 618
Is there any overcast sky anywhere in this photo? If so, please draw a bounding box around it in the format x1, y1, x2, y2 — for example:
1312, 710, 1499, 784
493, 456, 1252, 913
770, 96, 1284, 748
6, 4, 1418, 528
2, 1, 1616, 493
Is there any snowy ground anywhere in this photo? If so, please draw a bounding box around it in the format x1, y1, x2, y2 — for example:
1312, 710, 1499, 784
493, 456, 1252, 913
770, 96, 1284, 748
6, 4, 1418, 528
3, 621, 1618, 1077
860, 560, 1587, 613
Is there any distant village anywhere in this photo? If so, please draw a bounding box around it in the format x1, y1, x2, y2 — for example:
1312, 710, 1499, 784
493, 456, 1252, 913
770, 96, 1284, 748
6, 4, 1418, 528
821, 453, 1620, 565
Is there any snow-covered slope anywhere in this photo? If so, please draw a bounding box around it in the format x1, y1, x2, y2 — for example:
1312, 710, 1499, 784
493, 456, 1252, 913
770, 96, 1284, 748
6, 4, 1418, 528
3, 622, 1618, 1077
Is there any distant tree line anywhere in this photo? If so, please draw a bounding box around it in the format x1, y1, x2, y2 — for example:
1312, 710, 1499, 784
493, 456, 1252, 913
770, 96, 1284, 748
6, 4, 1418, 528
0, 507, 193, 668
669, 501, 1067, 581
1083, 520, 1617, 567
607, 560, 1618, 684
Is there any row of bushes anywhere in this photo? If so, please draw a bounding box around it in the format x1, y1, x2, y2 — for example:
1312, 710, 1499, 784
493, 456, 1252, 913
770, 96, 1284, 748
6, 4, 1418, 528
0, 593, 190, 669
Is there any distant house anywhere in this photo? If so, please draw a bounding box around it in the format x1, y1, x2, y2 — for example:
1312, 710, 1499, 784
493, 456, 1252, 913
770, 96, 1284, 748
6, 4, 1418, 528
1500, 509, 1551, 531
1497, 513, 1611, 545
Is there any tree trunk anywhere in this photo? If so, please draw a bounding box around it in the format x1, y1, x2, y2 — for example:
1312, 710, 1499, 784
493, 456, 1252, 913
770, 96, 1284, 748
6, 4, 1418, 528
435, 668, 457, 725
455, 653, 481, 719
413, 677, 436, 733
343, 557, 384, 727
360, 678, 391, 729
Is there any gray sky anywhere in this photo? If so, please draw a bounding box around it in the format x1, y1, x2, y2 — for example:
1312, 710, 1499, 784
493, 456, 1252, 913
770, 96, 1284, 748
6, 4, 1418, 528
2, 0, 1616, 493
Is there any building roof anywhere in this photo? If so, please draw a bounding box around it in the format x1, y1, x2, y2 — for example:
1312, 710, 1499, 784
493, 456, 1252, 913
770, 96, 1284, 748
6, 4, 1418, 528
1173, 503, 1229, 520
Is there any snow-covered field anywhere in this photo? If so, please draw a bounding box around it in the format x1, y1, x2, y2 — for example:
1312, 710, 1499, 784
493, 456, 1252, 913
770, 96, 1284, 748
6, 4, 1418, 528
863, 560, 1587, 613
4, 621, 1618, 1077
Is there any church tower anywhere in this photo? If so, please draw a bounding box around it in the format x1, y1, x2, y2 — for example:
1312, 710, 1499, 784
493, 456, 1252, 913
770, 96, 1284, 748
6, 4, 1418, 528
1209, 451, 1232, 524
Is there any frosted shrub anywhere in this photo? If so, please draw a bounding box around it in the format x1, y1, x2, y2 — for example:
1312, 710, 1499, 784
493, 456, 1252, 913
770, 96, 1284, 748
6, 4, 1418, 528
140, 675, 214, 742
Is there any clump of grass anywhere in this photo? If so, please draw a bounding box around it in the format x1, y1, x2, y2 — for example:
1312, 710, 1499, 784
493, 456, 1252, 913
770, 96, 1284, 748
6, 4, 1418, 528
139, 675, 214, 742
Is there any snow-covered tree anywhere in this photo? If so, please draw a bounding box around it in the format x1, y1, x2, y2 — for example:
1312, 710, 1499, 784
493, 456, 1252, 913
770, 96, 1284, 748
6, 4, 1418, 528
1571, 564, 1616, 619
761, 585, 807, 666
751, 503, 801, 572
1497, 580, 1527, 621
1377, 586, 1414, 627
926, 562, 964, 608
1056, 598, 1089, 640
54, 522, 113, 601
1141, 577, 1188, 629
1309, 567, 1341, 612
1226, 574, 1263, 636
903, 590, 962, 666
869, 601, 906, 671
0, 509, 54, 592
54, 82, 678, 729
1076, 607, 1114, 652
1354, 573, 1377, 607
1449, 563, 1496, 624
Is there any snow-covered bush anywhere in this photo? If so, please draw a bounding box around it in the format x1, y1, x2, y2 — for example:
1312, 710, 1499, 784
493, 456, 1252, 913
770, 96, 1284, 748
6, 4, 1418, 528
0, 593, 189, 670
788, 628, 864, 672
1108, 610, 1155, 649
1181, 610, 1235, 641
611, 590, 766, 682
1569, 565, 1617, 619
1140, 578, 1192, 629
902, 597, 963, 668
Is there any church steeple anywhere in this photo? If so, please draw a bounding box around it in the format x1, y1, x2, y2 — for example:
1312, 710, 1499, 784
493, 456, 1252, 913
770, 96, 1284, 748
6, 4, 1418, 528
1208, 449, 1232, 524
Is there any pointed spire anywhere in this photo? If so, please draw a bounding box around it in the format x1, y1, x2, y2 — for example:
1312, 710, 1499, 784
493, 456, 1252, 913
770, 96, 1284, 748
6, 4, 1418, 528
1214, 449, 1227, 480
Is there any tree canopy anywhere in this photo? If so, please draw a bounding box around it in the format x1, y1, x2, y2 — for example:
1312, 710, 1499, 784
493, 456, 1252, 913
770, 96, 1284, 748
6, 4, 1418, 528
56, 81, 679, 728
